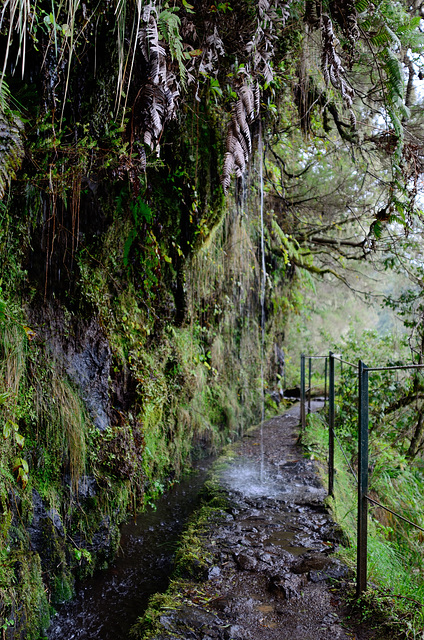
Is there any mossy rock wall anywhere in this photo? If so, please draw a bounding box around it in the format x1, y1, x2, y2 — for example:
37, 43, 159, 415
0, 161, 290, 637
0, 6, 293, 631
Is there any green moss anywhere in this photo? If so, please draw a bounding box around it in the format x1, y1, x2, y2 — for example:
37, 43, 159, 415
52, 573, 74, 606
130, 583, 190, 640
130, 478, 230, 639
0, 48, 288, 638
0, 550, 50, 640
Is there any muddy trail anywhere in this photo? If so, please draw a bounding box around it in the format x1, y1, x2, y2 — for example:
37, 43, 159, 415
141, 403, 383, 640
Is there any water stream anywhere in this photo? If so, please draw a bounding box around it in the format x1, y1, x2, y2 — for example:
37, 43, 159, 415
47, 461, 211, 640
259, 125, 266, 484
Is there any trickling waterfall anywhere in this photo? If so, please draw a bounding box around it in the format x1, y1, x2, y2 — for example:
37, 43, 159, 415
259, 125, 266, 483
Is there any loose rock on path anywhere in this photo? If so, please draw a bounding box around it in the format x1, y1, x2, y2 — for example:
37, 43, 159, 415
141, 404, 383, 640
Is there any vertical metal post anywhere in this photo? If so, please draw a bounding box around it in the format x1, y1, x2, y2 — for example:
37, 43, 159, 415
328, 352, 335, 497
300, 354, 306, 430
308, 357, 312, 414
324, 357, 328, 408
357, 360, 369, 597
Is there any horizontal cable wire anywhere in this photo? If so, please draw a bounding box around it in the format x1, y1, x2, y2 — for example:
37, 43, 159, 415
306, 353, 424, 536
366, 364, 424, 372
365, 495, 424, 533
332, 427, 424, 532
332, 355, 357, 369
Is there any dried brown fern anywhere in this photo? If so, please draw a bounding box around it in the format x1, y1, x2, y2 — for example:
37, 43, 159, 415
321, 14, 356, 126
131, 2, 187, 170
221, 1, 291, 193
221, 81, 260, 194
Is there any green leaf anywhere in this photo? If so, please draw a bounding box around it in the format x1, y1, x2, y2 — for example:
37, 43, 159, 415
182, 0, 195, 12
355, 0, 368, 12
3, 422, 12, 439
15, 432, 25, 449
0, 84, 24, 200
372, 220, 382, 239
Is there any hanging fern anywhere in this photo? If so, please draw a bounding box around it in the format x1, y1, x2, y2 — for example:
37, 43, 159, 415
384, 48, 408, 118
158, 8, 187, 88
221, 81, 259, 194
0, 82, 24, 200
320, 14, 357, 131
135, 2, 185, 163
220, 0, 292, 194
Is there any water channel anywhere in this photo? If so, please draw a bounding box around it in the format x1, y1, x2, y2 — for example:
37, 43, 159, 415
47, 460, 211, 639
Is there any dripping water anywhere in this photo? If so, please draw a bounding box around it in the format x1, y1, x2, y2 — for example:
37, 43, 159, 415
259, 124, 266, 483
237, 171, 249, 440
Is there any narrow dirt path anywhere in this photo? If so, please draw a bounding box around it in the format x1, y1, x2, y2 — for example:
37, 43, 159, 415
141, 405, 383, 640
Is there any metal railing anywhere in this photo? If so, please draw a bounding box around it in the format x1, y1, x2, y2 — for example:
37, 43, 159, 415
300, 352, 424, 598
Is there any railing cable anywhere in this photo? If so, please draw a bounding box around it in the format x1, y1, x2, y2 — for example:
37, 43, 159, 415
366, 364, 424, 372
365, 495, 424, 533
301, 350, 424, 597
332, 355, 357, 369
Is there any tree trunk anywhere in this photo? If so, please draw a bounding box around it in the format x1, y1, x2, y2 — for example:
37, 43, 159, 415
407, 409, 424, 459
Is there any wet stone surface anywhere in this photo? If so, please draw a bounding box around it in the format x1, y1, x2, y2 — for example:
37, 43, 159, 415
149, 404, 359, 640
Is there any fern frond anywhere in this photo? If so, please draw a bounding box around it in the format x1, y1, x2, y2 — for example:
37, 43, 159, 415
221, 152, 235, 194
0, 105, 24, 200
158, 8, 187, 88
234, 99, 251, 153
355, 0, 369, 13
239, 85, 255, 122
271, 220, 302, 264
228, 136, 246, 172
236, 126, 249, 162
370, 29, 391, 48
254, 81, 260, 116
383, 47, 409, 122
385, 25, 401, 49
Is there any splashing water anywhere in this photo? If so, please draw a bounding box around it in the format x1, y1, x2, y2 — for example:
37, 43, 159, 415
220, 459, 286, 499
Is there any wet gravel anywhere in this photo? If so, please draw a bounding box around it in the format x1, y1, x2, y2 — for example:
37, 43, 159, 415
147, 404, 367, 640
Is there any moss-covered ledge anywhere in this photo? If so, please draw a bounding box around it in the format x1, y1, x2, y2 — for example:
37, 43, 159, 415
130, 476, 231, 640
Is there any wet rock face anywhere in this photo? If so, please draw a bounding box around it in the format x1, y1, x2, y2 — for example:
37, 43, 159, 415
160, 605, 220, 634
76, 475, 98, 499
27, 489, 64, 554
269, 573, 307, 599
66, 320, 111, 431
25, 486, 118, 595
28, 305, 112, 432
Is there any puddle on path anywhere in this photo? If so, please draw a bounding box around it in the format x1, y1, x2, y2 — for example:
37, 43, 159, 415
265, 530, 308, 556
